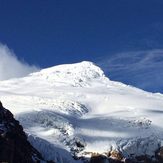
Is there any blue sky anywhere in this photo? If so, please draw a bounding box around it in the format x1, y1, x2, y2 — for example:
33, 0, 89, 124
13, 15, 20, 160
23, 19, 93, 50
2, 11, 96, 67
0, 0, 163, 92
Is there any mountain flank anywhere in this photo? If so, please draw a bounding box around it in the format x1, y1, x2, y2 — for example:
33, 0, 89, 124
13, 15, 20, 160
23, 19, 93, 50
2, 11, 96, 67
0, 101, 45, 163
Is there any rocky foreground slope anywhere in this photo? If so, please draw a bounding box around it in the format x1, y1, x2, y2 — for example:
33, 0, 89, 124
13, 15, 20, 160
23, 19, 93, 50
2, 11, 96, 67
0, 101, 45, 163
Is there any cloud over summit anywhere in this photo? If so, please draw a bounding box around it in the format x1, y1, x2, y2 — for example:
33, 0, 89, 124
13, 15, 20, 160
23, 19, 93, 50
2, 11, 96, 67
0, 43, 38, 80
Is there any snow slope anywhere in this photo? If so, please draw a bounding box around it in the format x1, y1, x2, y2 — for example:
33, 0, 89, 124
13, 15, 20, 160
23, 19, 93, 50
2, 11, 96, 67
1, 61, 163, 162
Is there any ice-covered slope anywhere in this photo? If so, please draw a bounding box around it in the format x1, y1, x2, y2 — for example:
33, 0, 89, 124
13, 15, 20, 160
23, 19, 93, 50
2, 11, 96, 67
1, 61, 163, 162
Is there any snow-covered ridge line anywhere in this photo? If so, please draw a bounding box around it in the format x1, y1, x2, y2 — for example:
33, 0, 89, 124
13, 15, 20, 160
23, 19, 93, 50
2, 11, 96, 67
37, 61, 104, 77
28, 61, 106, 87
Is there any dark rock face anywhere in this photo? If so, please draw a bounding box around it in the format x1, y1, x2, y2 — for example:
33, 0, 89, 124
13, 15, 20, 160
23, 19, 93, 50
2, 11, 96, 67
0, 101, 44, 163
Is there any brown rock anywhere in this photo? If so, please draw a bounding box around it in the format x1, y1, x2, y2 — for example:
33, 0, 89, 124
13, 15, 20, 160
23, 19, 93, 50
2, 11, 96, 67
110, 150, 123, 160
90, 154, 109, 163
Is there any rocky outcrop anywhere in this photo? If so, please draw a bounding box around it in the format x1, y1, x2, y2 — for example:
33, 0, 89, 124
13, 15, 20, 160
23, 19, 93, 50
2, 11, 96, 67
0, 101, 44, 163
89, 149, 163, 163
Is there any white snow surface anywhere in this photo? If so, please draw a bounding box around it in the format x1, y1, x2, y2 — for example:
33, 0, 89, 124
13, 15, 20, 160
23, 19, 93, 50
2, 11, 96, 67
0, 61, 163, 162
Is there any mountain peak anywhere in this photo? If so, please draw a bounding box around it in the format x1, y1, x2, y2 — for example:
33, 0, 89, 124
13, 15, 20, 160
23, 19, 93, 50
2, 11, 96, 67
40, 61, 104, 77
31, 61, 106, 87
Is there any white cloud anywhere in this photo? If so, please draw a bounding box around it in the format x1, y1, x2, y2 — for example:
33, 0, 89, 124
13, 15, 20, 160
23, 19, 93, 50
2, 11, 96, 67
0, 43, 39, 80
97, 49, 163, 92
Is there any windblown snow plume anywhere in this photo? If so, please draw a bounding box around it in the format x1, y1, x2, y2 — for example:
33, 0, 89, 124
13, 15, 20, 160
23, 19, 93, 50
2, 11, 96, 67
0, 43, 38, 80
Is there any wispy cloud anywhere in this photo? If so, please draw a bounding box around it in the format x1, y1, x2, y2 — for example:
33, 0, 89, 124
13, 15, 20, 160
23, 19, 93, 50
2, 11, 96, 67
97, 50, 163, 93
0, 43, 38, 80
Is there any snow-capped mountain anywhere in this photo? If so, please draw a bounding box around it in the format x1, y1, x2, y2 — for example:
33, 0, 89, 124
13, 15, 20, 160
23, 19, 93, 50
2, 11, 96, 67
1, 61, 163, 162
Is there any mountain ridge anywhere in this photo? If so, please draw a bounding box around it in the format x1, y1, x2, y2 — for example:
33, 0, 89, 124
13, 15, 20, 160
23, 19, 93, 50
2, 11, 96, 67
1, 61, 163, 162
